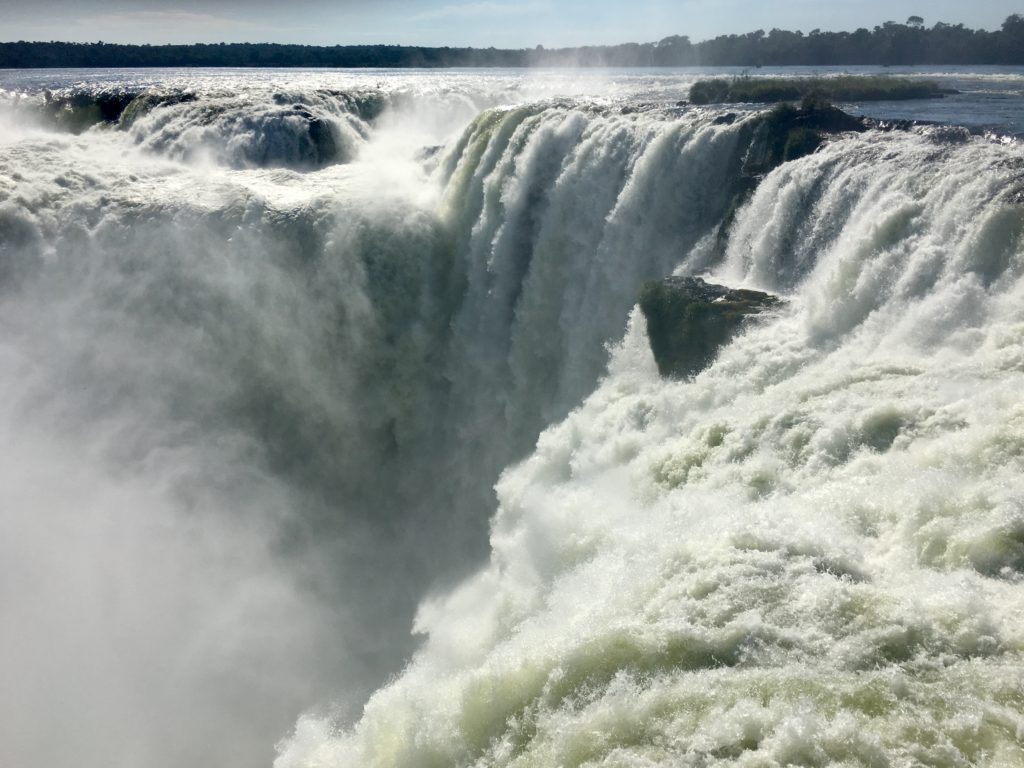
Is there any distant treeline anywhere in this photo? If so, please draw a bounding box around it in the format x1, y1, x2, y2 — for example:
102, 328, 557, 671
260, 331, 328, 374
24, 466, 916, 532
3, 16, 1024, 69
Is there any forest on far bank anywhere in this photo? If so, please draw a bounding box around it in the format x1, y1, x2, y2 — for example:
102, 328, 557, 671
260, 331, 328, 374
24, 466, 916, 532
3, 15, 1024, 69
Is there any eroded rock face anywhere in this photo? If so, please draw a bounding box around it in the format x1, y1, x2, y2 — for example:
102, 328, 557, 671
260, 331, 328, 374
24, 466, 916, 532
639, 276, 782, 378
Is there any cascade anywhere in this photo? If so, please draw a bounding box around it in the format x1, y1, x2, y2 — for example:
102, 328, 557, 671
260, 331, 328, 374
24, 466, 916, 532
0, 76, 1021, 768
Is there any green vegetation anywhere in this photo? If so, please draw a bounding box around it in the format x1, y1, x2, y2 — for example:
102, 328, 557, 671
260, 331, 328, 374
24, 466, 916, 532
689, 76, 947, 105
2, 15, 1024, 68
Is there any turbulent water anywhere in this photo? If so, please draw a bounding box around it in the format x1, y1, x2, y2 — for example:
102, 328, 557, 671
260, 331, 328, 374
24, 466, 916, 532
1, 68, 1023, 768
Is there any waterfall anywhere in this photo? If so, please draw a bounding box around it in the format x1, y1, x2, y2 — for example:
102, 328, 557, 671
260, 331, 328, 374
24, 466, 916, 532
0, 74, 1021, 768
282, 113, 1024, 768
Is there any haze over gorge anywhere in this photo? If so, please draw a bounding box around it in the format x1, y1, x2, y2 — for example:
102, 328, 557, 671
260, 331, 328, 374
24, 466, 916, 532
1, 41, 1024, 768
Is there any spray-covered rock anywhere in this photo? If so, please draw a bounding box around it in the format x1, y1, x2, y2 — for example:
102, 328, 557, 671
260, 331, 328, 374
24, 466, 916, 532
639, 276, 782, 378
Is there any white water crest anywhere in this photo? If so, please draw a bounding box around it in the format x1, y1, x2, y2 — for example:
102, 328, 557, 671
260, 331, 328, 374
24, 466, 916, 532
0, 70, 1023, 768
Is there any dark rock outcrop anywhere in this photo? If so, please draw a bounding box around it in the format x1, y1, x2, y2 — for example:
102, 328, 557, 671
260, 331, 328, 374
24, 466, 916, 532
289, 107, 341, 166
742, 98, 866, 176
41, 89, 138, 133
639, 276, 782, 378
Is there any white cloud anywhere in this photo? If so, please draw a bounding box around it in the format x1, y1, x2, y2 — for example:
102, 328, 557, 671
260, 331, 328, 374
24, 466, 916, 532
67, 10, 314, 42
412, 1, 551, 22
89, 10, 244, 28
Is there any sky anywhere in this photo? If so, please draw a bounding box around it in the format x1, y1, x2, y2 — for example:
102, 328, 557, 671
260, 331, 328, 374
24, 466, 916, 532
1, 0, 1021, 48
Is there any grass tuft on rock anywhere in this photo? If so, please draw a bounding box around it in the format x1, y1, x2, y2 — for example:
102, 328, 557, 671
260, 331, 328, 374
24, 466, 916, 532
689, 76, 949, 105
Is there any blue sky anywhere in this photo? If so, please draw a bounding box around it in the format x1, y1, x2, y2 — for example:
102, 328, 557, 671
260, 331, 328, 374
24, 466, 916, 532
2, 0, 1021, 47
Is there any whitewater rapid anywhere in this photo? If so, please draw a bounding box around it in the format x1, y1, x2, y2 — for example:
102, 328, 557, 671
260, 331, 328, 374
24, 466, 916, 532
281, 123, 1024, 766
1, 70, 1023, 768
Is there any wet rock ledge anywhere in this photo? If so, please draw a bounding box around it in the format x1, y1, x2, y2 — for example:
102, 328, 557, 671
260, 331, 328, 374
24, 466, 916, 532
639, 276, 782, 378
